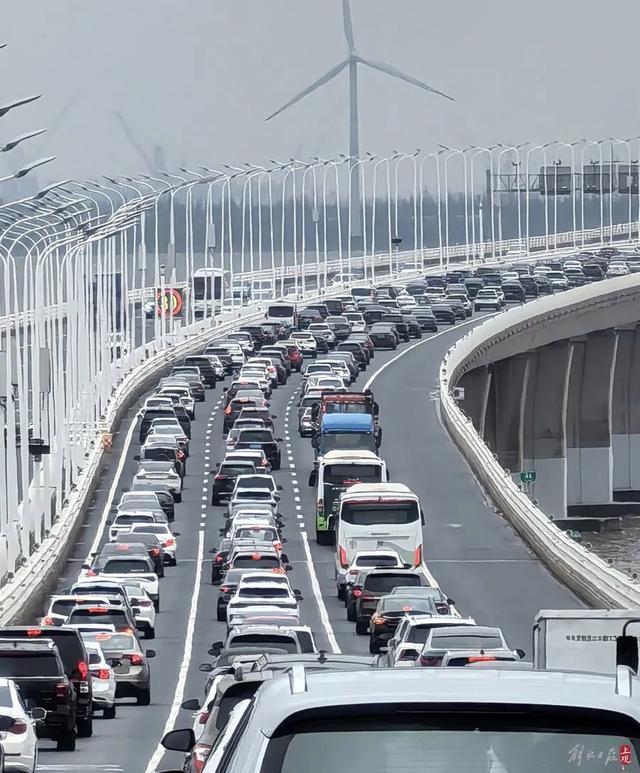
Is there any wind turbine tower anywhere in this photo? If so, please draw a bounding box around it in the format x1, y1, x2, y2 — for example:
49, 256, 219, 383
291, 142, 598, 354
266, 0, 453, 248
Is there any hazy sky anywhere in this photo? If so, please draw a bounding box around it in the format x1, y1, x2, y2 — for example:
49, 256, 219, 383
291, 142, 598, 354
2, 0, 639, 185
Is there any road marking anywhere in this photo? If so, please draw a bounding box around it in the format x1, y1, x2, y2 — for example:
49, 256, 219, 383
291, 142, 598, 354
363, 314, 493, 391
300, 530, 340, 653
86, 411, 139, 561
143, 529, 205, 773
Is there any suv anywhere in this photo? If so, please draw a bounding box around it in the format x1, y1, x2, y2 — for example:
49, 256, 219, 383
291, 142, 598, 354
348, 569, 431, 635
0, 626, 93, 738
0, 639, 76, 751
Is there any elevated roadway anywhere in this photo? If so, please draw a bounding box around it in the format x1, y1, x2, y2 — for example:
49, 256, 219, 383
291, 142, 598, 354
34, 308, 580, 773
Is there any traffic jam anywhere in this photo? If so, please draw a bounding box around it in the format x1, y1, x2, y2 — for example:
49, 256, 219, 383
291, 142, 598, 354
0, 245, 636, 771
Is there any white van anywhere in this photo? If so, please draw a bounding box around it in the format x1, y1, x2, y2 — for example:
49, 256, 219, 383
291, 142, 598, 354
311, 450, 388, 545
265, 303, 297, 328
335, 482, 424, 586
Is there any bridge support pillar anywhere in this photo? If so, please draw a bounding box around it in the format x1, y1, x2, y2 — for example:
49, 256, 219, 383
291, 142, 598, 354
521, 341, 572, 519
457, 366, 491, 436
491, 355, 528, 473
612, 326, 640, 498
566, 330, 617, 507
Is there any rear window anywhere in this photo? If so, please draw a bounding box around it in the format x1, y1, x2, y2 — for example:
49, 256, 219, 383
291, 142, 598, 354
0, 629, 84, 673
88, 652, 102, 665
356, 556, 398, 568
115, 515, 154, 525
50, 599, 77, 615
143, 448, 176, 461
231, 634, 297, 652
238, 431, 273, 443
233, 556, 280, 569
95, 634, 137, 652
238, 587, 289, 598
220, 465, 255, 476
341, 501, 419, 526
68, 609, 127, 625
431, 633, 503, 649
0, 653, 62, 677
363, 574, 421, 593
236, 528, 276, 541
103, 559, 150, 574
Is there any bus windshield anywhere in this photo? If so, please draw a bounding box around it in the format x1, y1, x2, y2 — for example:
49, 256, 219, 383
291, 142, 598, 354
267, 305, 295, 318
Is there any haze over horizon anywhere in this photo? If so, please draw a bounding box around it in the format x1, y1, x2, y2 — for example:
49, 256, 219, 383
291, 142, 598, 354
2, 0, 638, 187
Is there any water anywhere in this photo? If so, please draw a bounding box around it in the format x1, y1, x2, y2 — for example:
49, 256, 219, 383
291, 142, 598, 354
581, 519, 640, 577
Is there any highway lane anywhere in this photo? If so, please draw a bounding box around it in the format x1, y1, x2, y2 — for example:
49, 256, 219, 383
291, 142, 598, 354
33, 308, 583, 772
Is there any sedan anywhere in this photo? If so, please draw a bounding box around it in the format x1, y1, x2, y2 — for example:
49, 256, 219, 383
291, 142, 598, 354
85, 641, 117, 718
430, 303, 456, 324
98, 630, 156, 705
368, 323, 399, 350
0, 677, 41, 771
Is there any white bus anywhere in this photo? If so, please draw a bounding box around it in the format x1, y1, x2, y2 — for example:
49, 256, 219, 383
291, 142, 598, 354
335, 483, 424, 584
311, 450, 388, 545
265, 302, 297, 328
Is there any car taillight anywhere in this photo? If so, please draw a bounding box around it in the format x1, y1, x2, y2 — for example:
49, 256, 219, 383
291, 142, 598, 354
139, 599, 152, 607
215, 474, 227, 480
76, 660, 89, 680
352, 588, 362, 598
371, 615, 385, 625
420, 656, 442, 667
42, 616, 54, 625
96, 668, 110, 680
55, 682, 69, 700
220, 586, 230, 593
6, 719, 28, 734
215, 554, 224, 563
86, 569, 97, 577
413, 545, 422, 566
150, 547, 160, 556
177, 450, 185, 460
273, 541, 282, 551
198, 711, 210, 725
468, 656, 496, 663
128, 654, 144, 666
192, 743, 212, 773
339, 546, 348, 568
317, 499, 324, 515
165, 538, 175, 547
224, 406, 232, 415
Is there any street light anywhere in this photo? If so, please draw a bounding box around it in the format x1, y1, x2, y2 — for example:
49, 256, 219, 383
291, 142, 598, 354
1, 129, 46, 153
0, 95, 41, 119
0, 155, 55, 184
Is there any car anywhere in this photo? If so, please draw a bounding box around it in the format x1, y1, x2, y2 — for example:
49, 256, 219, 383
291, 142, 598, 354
96, 539, 165, 579
500, 280, 526, 303
412, 308, 438, 331
133, 461, 182, 501
307, 323, 336, 346
0, 626, 94, 742
85, 641, 117, 719
122, 580, 157, 639
608, 261, 630, 277
368, 593, 453, 654
233, 428, 282, 470
88, 555, 160, 611
129, 523, 178, 566
349, 568, 432, 634
128, 483, 176, 521
95, 630, 156, 705
368, 322, 399, 349
108, 510, 163, 541
473, 288, 503, 311
223, 449, 271, 474
183, 355, 217, 388
157, 384, 196, 419
138, 439, 186, 479
211, 460, 256, 505
430, 302, 456, 324
417, 625, 524, 666
289, 331, 318, 357
227, 488, 280, 518
339, 549, 404, 602
546, 270, 569, 290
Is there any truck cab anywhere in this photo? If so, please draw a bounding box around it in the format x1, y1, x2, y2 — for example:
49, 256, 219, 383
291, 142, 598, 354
312, 413, 378, 459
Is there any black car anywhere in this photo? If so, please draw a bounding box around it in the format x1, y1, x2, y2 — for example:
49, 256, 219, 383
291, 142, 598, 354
501, 281, 526, 303
445, 299, 467, 322
564, 267, 587, 287
204, 347, 234, 375
368, 593, 443, 654
238, 325, 268, 350
210, 538, 233, 584
534, 275, 554, 295
0, 626, 94, 739
362, 305, 388, 326
412, 308, 437, 331
400, 313, 422, 338
582, 262, 606, 281
368, 323, 399, 349
211, 460, 256, 505
233, 428, 282, 470
336, 340, 368, 369
129, 482, 175, 521
384, 313, 410, 342
349, 569, 431, 635
426, 276, 446, 288
0, 640, 76, 750
519, 275, 539, 298
183, 356, 217, 388
430, 303, 456, 325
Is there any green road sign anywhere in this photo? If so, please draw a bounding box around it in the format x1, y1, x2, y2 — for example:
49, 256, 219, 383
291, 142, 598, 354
520, 470, 536, 484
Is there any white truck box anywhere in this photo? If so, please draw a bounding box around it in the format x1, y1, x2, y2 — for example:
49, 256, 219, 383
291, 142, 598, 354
534, 608, 640, 675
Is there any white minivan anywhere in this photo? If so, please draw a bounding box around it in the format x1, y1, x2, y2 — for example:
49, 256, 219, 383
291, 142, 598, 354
335, 482, 424, 585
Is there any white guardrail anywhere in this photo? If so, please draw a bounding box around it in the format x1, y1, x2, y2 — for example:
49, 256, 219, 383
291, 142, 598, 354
440, 272, 640, 609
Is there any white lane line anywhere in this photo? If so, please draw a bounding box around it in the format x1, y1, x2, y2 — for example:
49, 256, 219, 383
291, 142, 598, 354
301, 531, 340, 654
363, 313, 493, 391
143, 529, 205, 773
86, 411, 139, 561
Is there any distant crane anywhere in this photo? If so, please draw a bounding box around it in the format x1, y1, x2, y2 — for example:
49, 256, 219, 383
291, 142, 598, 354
266, 0, 454, 245
113, 112, 168, 172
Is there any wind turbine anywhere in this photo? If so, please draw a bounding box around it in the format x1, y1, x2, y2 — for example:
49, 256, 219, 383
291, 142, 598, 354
266, 0, 454, 246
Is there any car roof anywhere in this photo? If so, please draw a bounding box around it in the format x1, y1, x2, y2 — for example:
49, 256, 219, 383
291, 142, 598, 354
320, 450, 381, 462
320, 413, 374, 432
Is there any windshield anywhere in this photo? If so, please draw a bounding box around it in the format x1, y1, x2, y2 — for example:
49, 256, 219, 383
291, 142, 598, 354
267, 306, 295, 318
264, 717, 640, 773
239, 431, 273, 443
320, 434, 376, 454
324, 464, 382, 485
341, 501, 419, 526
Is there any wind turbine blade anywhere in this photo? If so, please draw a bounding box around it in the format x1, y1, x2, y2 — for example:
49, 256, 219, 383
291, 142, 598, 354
265, 59, 350, 121
342, 0, 356, 53
358, 56, 454, 101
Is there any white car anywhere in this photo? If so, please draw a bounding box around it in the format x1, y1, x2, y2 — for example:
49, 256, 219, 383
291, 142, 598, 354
473, 288, 503, 311
343, 313, 366, 332
158, 383, 195, 419
534, 264, 554, 275
90, 556, 160, 611
289, 332, 317, 356
228, 487, 279, 517
108, 511, 159, 541
0, 677, 41, 771
123, 580, 157, 639
608, 261, 630, 276
85, 641, 117, 719
316, 359, 351, 382
129, 522, 178, 566
546, 271, 569, 290
225, 581, 301, 628
500, 271, 520, 282
308, 323, 336, 345
396, 295, 417, 309
133, 463, 182, 501
304, 375, 348, 394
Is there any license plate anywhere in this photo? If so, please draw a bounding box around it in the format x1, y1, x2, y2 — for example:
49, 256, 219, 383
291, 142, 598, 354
248, 444, 263, 449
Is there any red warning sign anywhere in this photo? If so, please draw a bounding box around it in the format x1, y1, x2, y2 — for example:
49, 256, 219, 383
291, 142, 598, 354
156, 288, 184, 317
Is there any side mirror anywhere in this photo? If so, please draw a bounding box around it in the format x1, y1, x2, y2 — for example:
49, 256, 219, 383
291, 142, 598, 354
133, 454, 141, 462
81, 563, 91, 570
271, 414, 277, 419
515, 648, 526, 660
617, 635, 639, 672
173, 531, 181, 536
285, 564, 293, 572
145, 649, 156, 659
277, 485, 284, 491
180, 698, 201, 711
420, 508, 426, 526
110, 506, 118, 513
294, 589, 303, 601
223, 387, 228, 392
30, 707, 47, 721
161, 728, 196, 753
447, 598, 455, 606
276, 437, 284, 442
209, 641, 223, 656
308, 470, 317, 486
199, 663, 213, 673
111, 659, 122, 668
